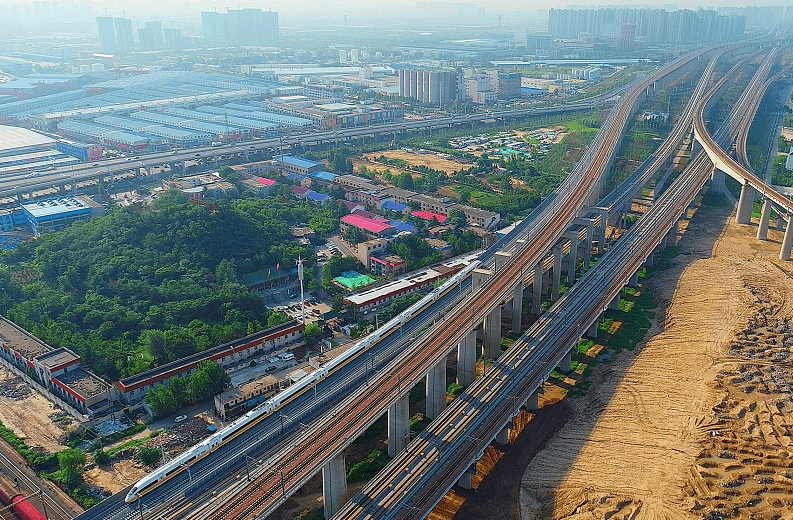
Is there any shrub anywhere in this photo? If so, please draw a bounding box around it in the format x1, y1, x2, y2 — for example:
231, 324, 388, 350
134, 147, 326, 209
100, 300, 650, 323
138, 446, 161, 466
93, 449, 111, 465
446, 383, 464, 397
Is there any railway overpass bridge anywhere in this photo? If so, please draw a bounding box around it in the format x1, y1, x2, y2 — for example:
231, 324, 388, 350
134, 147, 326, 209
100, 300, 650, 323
173, 46, 726, 520
331, 43, 789, 520
693, 45, 793, 260
73, 43, 757, 520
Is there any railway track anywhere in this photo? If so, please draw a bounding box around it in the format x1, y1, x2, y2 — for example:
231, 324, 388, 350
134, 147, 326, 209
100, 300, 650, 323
0, 446, 73, 520
190, 47, 715, 520
334, 42, 779, 520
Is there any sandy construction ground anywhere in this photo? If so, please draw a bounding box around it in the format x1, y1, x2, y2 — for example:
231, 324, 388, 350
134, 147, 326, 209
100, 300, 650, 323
0, 367, 70, 453
520, 194, 793, 520
84, 460, 148, 494
363, 150, 471, 174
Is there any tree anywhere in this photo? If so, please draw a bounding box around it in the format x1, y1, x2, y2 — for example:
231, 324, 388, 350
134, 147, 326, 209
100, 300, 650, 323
218, 166, 234, 178
188, 370, 212, 402
304, 323, 322, 346
168, 376, 190, 407
145, 384, 178, 418
344, 226, 365, 245
267, 312, 290, 328
449, 210, 467, 229
196, 360, 229, 395
144, 330, 166, 364
163, 328, 196, 361
93, 449, 111, 466
138, 446, 161, 466
57, 448, 86, 481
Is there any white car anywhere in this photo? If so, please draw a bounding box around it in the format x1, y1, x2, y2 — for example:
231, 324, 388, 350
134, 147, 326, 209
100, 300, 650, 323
174, 415, 188, 423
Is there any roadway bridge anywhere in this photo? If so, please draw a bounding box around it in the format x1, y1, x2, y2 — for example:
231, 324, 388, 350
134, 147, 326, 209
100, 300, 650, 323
332, 42, 787, 520
0, 104, 608, 205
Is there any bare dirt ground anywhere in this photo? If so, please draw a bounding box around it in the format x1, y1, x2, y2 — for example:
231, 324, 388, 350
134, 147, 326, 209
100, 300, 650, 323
84, 460, 147, 494
0, 367, 70, 453
363, 150, 471, 174
519, 193, 793, 520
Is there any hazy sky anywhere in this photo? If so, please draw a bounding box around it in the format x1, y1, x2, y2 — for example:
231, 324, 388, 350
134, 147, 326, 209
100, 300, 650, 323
49, 0, 781, 16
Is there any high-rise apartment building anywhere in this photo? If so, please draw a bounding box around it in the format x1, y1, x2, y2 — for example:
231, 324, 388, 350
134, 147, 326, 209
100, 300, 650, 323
201, 9, 278, 46
163, 28, 183, 50
138, 21, 163, 51
96, 16, 117, 53
113, 18, 134, 54
548, 7, 745, 44
398, 69, 457, 106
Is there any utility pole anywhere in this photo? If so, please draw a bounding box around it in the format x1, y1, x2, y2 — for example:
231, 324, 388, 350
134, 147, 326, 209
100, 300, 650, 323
296, 256, 306, 324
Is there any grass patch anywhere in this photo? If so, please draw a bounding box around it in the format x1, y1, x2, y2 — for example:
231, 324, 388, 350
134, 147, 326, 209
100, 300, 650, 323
0, 419, 57, 470
86, 423, 146, 452
347, 450, 390, 483
106, 431, 161, 459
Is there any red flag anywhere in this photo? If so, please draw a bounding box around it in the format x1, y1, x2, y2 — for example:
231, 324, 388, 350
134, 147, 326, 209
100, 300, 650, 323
276, 263, 280, 271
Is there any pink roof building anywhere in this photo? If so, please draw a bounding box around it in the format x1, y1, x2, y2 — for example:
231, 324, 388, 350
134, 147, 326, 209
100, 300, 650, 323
411, 211, 448, 224
341, 214, 396, 237
256, 177, 277, 187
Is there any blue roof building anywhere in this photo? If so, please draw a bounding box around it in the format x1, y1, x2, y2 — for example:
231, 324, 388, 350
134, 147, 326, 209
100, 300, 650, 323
286, 173, 308, 182
382, 200, 408, 213
310, 170, 338, 183
389, 220, 415, 233
275, 155, 324, 176
305, 191, 330, 204
22, 195, 104, 234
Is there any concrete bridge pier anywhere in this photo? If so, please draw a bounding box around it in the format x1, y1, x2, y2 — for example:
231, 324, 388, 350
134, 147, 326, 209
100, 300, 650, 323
531, 262, 543, 316
458, 463, 478, 489
559, 349, 573, 373
494, 251, 511, 273
495, 420, 514, 445
457, 330, 477, 387
596, 208, 608, 254
736, 183, 756, 225
512, 281, 524, 333
645, 252, 654, 268
780, 222, 793, 261
609, 294, 621, 311
322, 453, 347, 519
586, 319, 599, 339
387, 394, 410, 457
757, 198, 772, 240
59, 183, 67, 193
472, 268, 492, 290
565, 232, 579, 284
426, 358, 447, 420
776, 216, 785, 230
526, 388, 540, 411
710, 166, 726, 194
16, 191, 23, 203
551, 245, 563, 300
483, 305, 502, 359
629, 271, 639, 288
666, 220, 680, 247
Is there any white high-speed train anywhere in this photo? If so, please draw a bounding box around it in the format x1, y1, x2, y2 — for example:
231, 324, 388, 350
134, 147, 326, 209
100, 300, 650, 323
125, 259, 480, 503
